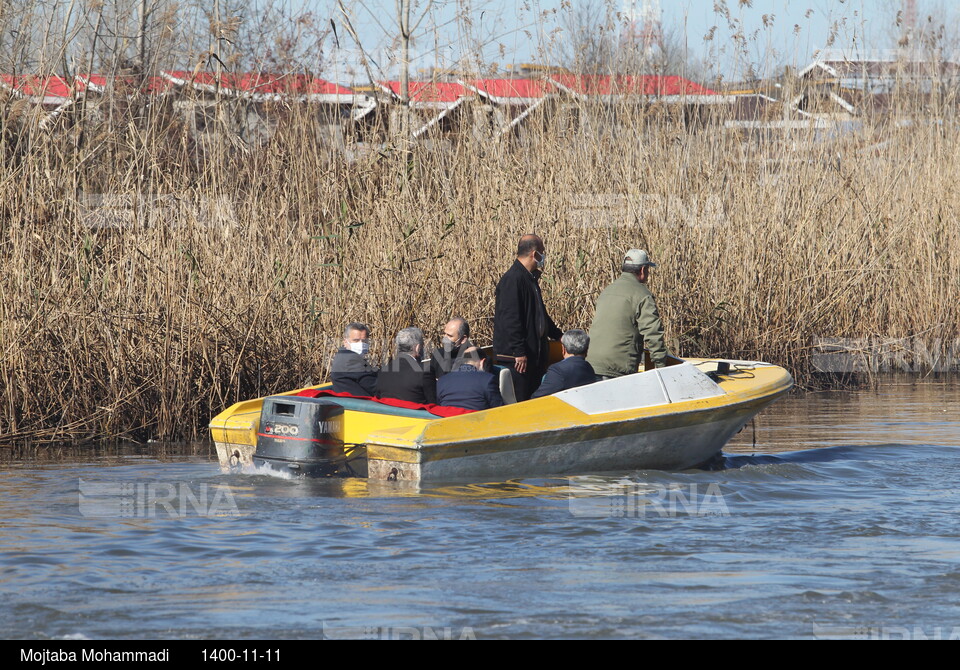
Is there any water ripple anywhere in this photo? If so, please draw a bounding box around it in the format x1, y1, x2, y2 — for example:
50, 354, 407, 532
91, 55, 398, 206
3, 386, 960, 637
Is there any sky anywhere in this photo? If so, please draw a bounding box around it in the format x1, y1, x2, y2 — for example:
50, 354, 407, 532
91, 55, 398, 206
315, 0, 957, 82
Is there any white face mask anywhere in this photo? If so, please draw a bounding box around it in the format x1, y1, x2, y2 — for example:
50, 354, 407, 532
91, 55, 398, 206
348, 341, 369, 356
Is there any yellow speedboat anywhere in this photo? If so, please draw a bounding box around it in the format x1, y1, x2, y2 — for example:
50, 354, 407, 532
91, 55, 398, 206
209, 355, 792, 482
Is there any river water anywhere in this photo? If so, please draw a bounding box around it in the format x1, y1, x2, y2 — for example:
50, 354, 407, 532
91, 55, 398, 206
2, 379, 959, 640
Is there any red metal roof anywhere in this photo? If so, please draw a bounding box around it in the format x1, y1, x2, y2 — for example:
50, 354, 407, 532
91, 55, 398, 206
0, 74, 73, 103
306, 78, 355, 96
75, 74, 175, 95
161, 71, 353, 96
140, 76, 176, 94
550, 74, 717, 96
464, 78, 556, 101
2, 71, 354, 103
73, 74, 104, 92
378, 80, 468, 104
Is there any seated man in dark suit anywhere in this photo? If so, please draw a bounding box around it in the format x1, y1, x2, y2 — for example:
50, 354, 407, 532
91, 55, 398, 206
532, 329, 596, 398
331, 322, 379, 396
436, 347, 504, 411
375, 327, 437, 404
430, 316, 475, 379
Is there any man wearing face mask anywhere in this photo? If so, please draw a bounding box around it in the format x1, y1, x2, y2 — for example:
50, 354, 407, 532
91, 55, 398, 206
331, 322, 379, 396
430, 316, 475, 379
493, 234, 563, 401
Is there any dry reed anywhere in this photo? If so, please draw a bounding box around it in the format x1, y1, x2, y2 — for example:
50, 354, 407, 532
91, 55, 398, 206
1, 82, 958, 446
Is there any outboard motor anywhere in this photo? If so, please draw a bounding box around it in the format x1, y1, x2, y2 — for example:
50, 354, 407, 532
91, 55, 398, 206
254, 396, 346, 476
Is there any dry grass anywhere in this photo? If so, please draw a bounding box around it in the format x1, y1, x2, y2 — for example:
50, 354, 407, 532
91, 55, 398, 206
1, 87, 959, 445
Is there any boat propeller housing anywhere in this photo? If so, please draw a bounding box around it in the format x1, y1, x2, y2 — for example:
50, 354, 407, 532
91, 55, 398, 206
254, 396, 346, 476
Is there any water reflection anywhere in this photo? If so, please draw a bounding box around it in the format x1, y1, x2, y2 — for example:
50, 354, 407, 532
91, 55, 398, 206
725, 379, 960, 454
2, 380, 960, 639
3, 379, 959, 504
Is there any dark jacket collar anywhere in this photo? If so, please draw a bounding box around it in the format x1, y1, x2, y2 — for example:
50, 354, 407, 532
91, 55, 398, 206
512, 258, 537, 279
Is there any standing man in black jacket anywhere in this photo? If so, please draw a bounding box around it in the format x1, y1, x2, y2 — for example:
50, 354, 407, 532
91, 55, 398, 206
493, 234, 563, 401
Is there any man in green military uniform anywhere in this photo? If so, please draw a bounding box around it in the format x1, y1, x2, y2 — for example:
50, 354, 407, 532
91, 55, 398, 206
587, 249, 669, 379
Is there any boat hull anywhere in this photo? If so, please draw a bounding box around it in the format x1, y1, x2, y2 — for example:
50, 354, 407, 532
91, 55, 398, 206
366, 396, 772, 481
210, 359, 792, 481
